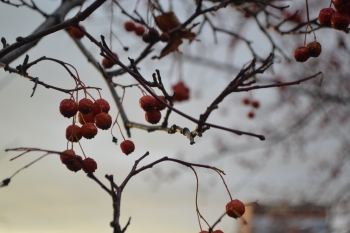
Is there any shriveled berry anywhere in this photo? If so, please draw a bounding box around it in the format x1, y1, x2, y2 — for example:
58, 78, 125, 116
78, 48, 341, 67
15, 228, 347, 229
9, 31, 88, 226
148, 28, 160, 43
70, 25, 85, 39
139, 95, 157, 111
331, 12, 350, 30
60, 99, 78, 118
78, 98, 93, 114
102, 53, 118, 69
226, 199, 245, 218
78, 112, 95, 125
160, 32, 170, 42
242, 98, 250, 105
120, 140, 135, 155
145, 110, 161, 124
155, 96, 167, 110
95, 112, 112, 130
318, 8, 335, 26
142, 33, 151, 43
82, 157, 97, 173
66, 155, 82, 172
294, 46, 310, 62
81, 123, 98, 139
134, 26, 145, 36
172, 81, 190, 102
66, 125, 82, 142
306, 41, 322, 57
252, 100, 260, 108
248, 111, 255, 118
124, 21, 136, 31
92, 99, 110, 115
60, 149, 76, 165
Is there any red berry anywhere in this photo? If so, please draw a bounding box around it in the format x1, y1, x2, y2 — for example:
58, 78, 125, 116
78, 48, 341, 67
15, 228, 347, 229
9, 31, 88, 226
333, 0, 350, 14
213, 230, 224, 233
306, 41, 322, 57
81, 123, 98, 139
318, 8, 335, 26
78, 98, 93, 114
248, 111, 255, 118
252, 100, 260, 108
102, 53, 118, 69
199, 231, 209, 233
285, 12, 302, 23
294, 46, 310, 62
69, 25, 85, 39
331, 12, 350, 30
139, 95, 157, 111
82, 157, 97, 173
94, 112, 112, 130
134, 26, 145, 36
92, 99, 110, 115
66, 125, 82, 142
65, 155, 82, 172
155, 96, 167, 110
145, 110, 161, 124
120, 140, 135, 155
242, 98, 250, 105
59, 99, 78, 118
124, 21, 136, 31
60, 149, 76, 165
78, 112, 95, 125
172, 81, 190, 102
226, 199, 245, 218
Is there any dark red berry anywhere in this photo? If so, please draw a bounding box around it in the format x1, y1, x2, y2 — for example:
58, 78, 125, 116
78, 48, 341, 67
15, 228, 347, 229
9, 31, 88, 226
94, 113, 112, 130
134, 26, 145, 36
124, 21, 136, 32
252, 101, 260, 108
60, 149, 76, 165
66, 125, 82, 142
78, 112, 95, 125
306, 41, 322, 57
82, 157, 97, 173
66, 155, 82, 172
172, 81, 190, 102
78, 98, 93, 114
248, 111, 255, 118
142, 33, 151, 43
139, 95, 157, 111
294, 46, 310, 62
81, 123, 98, 139
120, 140, 135, 155
60, 99, 78, 118
145, 110, 161, 124
333, 0, 350, 14
70, 25, 85, 39
92, 99, 110, 115
226, 199, 245, 218
242, 98, 250, 105
318, 8, 335, 26
160, 32, 170, 42
331, 12, 350, 30
102, 53, 118, 69
155, 96, 167, 110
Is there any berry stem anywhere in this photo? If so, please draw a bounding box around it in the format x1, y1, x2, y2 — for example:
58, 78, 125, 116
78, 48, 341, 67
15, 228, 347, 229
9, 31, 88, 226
77, 141, 87, 159
213, 168, 233, 201
112, 88, 126, 141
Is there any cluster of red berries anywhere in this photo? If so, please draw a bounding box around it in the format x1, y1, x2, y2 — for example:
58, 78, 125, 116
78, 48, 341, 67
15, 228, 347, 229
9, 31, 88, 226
172, 81, 190, 102
60, 149, 97, 173
242, 98, 260, 118
60, 98, 112, 142
124, 21, 145, 36
294, 41, 322, 62
139, 95, 167, 124
319, 1, 350, 31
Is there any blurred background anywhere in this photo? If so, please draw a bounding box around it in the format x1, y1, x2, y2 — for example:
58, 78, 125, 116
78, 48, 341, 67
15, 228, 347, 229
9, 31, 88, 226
1, 0, 349, 232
